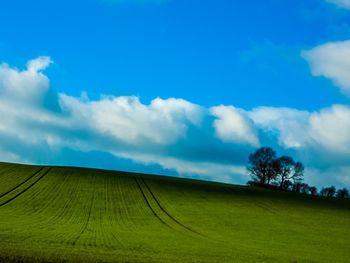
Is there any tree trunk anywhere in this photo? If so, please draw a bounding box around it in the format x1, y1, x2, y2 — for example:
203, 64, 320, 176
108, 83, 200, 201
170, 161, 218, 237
280, 178, 284, 189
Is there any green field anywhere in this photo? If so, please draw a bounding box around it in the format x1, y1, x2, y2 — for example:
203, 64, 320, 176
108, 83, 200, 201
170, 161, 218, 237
0, 162, 349, 263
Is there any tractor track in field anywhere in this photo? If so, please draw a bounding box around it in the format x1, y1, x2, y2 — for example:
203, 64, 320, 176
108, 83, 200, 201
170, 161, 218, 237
72, 177, 96, 246
0, 167, 44, 198
224, 187, 280, 215
0, 168, 52, 207
140, 177, 206, 238
254, 200, 280, 215
135, 176, 207, 239
134, 177, 173, 230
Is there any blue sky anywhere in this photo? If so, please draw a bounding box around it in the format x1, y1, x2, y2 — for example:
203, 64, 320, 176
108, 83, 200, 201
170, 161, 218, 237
1, 0, 350, 108
1, 0, 350, 187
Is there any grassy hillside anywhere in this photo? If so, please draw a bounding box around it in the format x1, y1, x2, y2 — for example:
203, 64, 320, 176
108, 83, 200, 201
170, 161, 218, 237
0, 162, 349, 263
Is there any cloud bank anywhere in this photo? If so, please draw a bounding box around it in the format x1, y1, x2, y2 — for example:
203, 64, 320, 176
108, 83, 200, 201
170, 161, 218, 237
1, 57, 350, 187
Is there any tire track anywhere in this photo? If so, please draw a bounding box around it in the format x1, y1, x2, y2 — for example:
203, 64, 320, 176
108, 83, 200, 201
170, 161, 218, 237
0, 167, 44, 198
135, 176, 208, 239
224, 186, 280, 215
134, 177, 173, 230
72, 177, 96, 246
254, 200, 280, 215
104, 175, 124, 249
115, 175, 138, 232
0, 168, 51, 207
140, 177, 207, 238
58, 173, 85, 245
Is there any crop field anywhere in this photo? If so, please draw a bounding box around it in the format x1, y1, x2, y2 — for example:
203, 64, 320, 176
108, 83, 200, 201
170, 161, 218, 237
0, 162, 350, 262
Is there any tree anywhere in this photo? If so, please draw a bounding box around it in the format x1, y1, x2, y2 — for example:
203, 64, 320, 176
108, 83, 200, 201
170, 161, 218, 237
281, 180, 293, 191
300, 183, 310, 194
247, 147, 277, 185
327, 186, 336, 197
309, 186, 318, 196
336, 188, 349, 198
292, 182, 303, 193
274, 156, 304, 190
320, 186, 336, 197
294, 162, 304, 182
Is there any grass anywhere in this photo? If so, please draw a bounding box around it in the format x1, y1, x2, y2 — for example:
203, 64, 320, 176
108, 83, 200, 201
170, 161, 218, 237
0, 162, 349, 262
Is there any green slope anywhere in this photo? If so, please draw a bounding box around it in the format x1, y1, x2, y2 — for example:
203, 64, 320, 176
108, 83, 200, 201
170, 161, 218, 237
0, 162, 349, 263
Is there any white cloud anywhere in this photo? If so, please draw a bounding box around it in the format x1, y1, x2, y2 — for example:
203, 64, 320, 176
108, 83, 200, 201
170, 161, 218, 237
1, 57, 350, 187
250, 107, 311, 148
210, 105, 259, 146
0, 149, 21, 163
309, 104, 350, 154
306, 166, 350, 188
0, 56, 52, 104
116, 151, 248, 183
249, 105, 350, 156
302, 40, 350, 94
27, 56, 52, 72
326, 0, 350, 9
59, 94, 204, 145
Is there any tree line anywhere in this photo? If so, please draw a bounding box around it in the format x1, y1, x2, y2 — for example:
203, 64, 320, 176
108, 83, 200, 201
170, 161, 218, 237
247, 147, 349, 198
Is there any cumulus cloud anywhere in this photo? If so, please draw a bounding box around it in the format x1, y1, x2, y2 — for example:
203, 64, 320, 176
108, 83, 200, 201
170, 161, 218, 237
116, 151, 248, 183
326, 0, 350, 9
306, 166, 350, 189
309, 105, 350, 154
1, 57, 350, 187
250, 105, 350, 156
302, 40, 350, 94
0, 56, 52, 104
210, 105, 259, 146
249, 107, 311, 149
59, 94, 204, 145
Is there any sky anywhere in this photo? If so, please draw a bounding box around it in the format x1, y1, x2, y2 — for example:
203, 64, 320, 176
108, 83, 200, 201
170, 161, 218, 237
1, 0, 350, 188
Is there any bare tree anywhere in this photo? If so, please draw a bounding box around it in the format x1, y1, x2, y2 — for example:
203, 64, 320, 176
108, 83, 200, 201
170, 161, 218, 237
309, 186, 318, 196
247, 147, 277, 185
320, 186, 336, 197
300, 183, 310, 194
274, 156, 304, 190
281, 180, 293, 191
292, 182, 303, 193
336, 188, 349, 198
